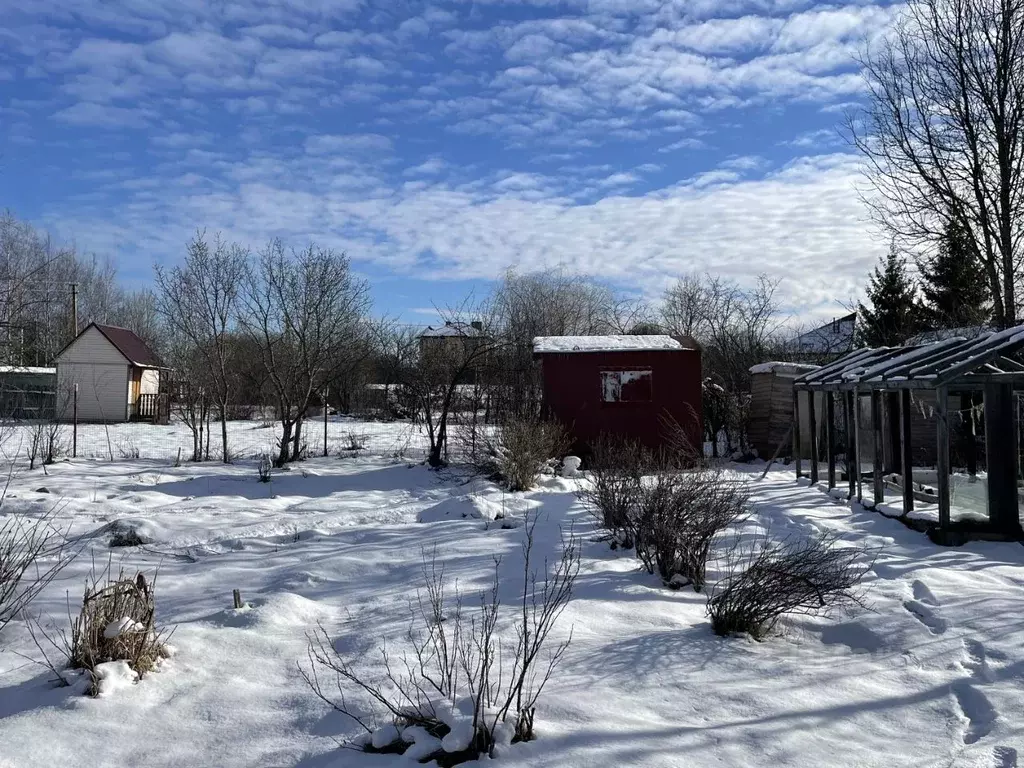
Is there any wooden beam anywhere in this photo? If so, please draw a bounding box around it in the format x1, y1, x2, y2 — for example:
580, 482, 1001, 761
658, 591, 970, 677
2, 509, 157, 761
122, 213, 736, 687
900, 388, 914, 513
807, 391, 818, 484
934, 332, 1024, 383
825, 391, 836, 489
965, 391, 978, 478
886, 391, 902, 474
845, 391, 856, 499
871, 391, 884, 505
984, 383, 1021, 534
887, 338, 978, 379
935, 386, 951, 528
853, 389, 863, 502
995, 355, 1024, 372
792, 387, 802, 479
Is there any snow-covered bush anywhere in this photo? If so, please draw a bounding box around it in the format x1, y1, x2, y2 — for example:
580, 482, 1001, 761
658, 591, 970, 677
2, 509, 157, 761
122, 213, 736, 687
1, 511, 73, 636
302, 515, 579, 764
630, 469, 749, 591
706, 531, 872, 640
69, 567, 169, 694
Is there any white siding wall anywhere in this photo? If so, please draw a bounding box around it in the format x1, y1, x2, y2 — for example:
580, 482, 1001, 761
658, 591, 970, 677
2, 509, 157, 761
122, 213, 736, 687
140, 368, 159, 395
56, 327, 130, 422
57, 363, 129, 422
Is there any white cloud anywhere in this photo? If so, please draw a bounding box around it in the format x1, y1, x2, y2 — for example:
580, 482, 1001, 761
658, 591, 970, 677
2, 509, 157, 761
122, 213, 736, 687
14, 0, 898, 325
303, 133, 393, 154
53, 101, 154, 127
403, 158, 446, 176
41, 149, 884, 321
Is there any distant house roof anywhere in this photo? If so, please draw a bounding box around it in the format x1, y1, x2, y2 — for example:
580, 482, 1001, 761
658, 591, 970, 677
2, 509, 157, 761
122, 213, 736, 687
420, 321, 484, 338
792, 312, 857, 354
58, 322, 163, 368
533, 335, 687, 354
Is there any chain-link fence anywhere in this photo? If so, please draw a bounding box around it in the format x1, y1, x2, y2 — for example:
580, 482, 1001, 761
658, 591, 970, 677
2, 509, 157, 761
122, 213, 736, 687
3, 415, 431, 464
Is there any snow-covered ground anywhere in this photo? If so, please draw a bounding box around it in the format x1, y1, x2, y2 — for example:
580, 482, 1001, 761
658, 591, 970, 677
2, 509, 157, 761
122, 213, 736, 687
1, 452, 1023, 767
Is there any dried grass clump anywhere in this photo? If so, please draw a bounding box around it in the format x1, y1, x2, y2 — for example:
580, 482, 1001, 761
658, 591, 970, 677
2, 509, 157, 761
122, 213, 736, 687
71, 569, 168, 692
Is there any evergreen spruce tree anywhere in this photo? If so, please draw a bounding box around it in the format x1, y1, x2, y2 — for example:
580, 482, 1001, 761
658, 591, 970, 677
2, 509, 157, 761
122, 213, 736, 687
857, 245, 920, 347
918, 219, 990, 329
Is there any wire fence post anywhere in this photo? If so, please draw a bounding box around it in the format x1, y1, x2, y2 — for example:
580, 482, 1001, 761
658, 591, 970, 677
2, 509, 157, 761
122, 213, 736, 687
323, 386, 329, 457
72, 382, 78, 458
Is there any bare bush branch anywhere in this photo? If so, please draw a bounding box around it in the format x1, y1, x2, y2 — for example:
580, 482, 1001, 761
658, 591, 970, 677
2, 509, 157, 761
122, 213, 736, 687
707, 530, 874, 640
0, 508, 74, 636
301, 521, 579, 764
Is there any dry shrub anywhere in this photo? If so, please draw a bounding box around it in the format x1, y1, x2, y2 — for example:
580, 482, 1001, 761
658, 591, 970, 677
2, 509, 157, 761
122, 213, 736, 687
303, 514, 579, 765
343, 432, 366, 452
707, 531, 872, 640
1, 510, 73, 635
257, 454, 272, 483
575, 435, 650, 546
116, 437, 141, 460
481, 417, 570, 492
70, 567, 168, 693
631, 469, 749, 590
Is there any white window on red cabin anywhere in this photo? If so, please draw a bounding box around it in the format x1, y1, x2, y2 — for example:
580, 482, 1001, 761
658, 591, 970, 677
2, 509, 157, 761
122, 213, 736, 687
601, 369, 653, 402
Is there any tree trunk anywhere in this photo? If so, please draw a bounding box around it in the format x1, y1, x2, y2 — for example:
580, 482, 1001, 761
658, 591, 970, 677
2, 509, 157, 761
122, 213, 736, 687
292, 417, 304, 461
277, 420, 293, 467
220, 400, 230, 464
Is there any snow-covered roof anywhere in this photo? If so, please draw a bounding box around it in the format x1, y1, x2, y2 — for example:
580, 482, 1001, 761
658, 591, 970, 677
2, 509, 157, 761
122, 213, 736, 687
0, 366, 56, 375
533, 335, 686, 354
794, 323, 1024, 390
905, 325, 988, 345
749, 361, 820, 376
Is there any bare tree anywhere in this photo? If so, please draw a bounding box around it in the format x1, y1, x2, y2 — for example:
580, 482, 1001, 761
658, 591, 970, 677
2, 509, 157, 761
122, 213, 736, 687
156, 232, 247, 462
402, 307, 497, 467
368, 318, 420, 419
479, 270, 621, 423
662, 272, 784, 452
240, 241, 370, 466
166, 340, 214, 462
850, 0, 1024, 327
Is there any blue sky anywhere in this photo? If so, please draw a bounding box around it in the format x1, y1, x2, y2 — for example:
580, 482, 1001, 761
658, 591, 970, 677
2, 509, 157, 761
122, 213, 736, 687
0, 0, 899, 325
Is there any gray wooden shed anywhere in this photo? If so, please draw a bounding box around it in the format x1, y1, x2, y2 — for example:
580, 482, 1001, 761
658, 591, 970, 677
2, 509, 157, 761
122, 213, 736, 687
748, 362, 821, 459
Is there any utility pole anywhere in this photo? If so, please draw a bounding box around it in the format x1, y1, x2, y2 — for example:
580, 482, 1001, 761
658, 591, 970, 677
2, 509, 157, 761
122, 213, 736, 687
69, 283, 78, 337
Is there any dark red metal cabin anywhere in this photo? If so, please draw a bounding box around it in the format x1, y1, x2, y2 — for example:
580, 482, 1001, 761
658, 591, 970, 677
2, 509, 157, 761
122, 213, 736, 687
533, 335, 703, 455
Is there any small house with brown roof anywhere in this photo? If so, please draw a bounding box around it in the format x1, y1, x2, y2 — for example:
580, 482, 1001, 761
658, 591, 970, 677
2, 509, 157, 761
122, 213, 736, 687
56, 323, 166, 423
